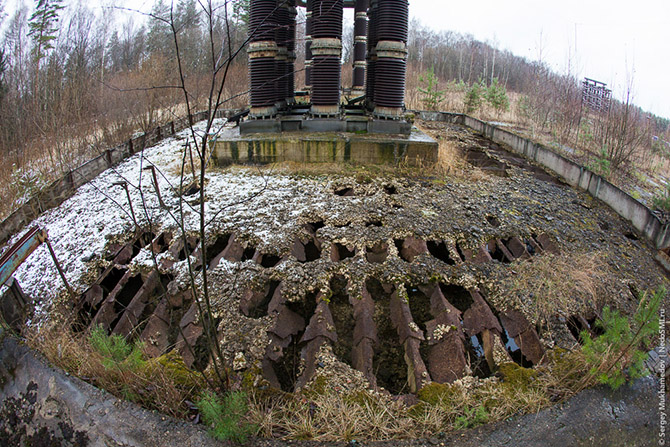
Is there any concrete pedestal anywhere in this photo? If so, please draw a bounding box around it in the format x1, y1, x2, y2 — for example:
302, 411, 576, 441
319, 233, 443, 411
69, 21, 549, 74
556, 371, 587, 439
212, 128, 437, 166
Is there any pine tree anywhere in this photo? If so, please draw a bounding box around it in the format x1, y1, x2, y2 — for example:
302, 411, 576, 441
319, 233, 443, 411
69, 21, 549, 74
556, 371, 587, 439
28, 0, 64, 65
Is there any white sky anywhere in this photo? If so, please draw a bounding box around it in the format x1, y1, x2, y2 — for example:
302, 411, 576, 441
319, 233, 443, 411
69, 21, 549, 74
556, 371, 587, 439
409, 0, 670, 119
5, 0, 670, 119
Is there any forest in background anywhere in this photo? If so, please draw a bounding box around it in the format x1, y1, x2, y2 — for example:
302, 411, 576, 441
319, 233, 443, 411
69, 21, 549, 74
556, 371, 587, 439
0, 0, 668, 219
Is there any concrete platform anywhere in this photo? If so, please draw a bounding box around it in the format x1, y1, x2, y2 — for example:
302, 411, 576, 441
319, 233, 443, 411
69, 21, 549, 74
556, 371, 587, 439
212, 128, 438, 166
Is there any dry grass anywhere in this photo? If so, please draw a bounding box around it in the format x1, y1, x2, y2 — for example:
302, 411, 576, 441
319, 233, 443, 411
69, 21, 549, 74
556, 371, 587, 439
247, 349, 596, 441
27, 321, 204, 419
250, 389, 415, 441
500, 251, 611, 323
433, 138, 487, 181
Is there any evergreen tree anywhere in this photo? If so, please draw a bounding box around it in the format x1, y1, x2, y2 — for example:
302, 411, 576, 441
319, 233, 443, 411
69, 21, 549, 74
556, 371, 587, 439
28, 0, 64, 65
146, 0, 172, 56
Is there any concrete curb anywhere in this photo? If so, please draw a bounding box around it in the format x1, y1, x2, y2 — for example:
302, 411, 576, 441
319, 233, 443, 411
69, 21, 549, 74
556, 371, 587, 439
413, 110, 670, 250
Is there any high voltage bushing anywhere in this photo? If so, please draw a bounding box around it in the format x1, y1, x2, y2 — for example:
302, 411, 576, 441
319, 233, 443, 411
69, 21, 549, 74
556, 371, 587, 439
305, 0, 313, 88
275, 1, 292, 104
352, 0, 368, 91
365, 0, 378, 109
249, 0, 281, 117
370, 0, 408, 118
375, 0, 408, 43
373, 41, 408, 117
249, 0, 278, 42
248, 41, 280, 117
310, 0, 343, 38
310, 0, 343, 116
286, 1, 297, 102
310, 38, 342, 115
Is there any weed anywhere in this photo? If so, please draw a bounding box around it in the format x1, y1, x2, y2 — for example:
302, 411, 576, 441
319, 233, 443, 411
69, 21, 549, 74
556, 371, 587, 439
89, 325, 145, 371
29, 321, 202, 418
454, 404, 488, 430
581, 286, 663, 389
9, 165, 48, 207
197, 390, 256, 443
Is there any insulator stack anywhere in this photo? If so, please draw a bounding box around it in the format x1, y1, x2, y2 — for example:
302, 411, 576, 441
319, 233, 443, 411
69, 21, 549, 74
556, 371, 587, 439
286, 0, 297, 101
371, 0, 408, 118
249, 55, 279, 115
352, 0, 368, 91
275, 1, 291, 104
376, 0, 408, 42
305, 0, 313, 88
310, 0, 343, 115
245, 0, 411, 130
249, 0, 277, 42
365, 0, 378, 108
310, 0, 343, 37
249, 0, 280, 117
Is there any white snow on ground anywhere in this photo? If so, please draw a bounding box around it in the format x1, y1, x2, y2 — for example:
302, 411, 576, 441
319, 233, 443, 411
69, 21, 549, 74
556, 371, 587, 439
5, 119, 340, 326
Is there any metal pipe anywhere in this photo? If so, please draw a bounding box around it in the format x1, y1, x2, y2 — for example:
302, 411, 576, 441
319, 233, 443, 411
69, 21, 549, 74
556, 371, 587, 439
113, 181, 137, 227
143, 166, 164, 208
45, 237, 75, 299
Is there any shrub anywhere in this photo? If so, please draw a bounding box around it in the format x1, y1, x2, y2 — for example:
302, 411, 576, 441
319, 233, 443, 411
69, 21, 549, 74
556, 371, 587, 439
417, 67, 445, 111
581, 286, 663, 390
198, 390, 256, 443
485, 78, 510, 114
652, 182, 670, 212
587, 146, 612, 178
89, 325, 145, 371
464, 82, 484, 114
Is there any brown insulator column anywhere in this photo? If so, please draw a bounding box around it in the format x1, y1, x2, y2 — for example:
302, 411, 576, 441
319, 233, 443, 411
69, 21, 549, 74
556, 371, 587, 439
275, 1, 290, 107
248, 0, 280, 117
372, 0, 408, 118
364, 0, 377, 110
352, 0, 368, 94
305, 0, 313, 90
310, 0, 343, 116
286, 0, 297, 102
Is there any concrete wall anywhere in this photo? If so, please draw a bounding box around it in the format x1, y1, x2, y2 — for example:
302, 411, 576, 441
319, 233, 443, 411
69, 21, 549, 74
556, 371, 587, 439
0, 110, 228, 246
213, 130, 437, 166
413, 111, 670, 250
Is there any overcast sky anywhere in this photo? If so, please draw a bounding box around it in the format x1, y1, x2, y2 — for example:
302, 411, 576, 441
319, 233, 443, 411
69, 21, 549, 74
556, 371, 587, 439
7, 0, 670, 119
408, 0, 670, 119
